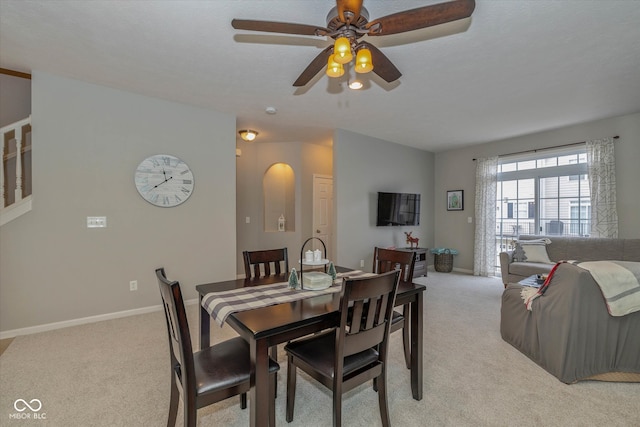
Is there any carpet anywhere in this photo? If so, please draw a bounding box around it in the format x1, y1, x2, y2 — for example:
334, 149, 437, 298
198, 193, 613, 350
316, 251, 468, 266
1, 270, 639, 426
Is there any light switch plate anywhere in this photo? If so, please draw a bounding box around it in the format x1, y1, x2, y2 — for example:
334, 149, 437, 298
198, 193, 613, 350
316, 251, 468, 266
87, 216, 107, 228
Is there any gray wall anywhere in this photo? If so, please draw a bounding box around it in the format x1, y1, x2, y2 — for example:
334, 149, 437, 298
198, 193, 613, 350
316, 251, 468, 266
2, 71, 637, 335
0, 72, 237, 333
334, 129, 435, 271
434, 112, 640, 271
0, 73, 31, 127
235, 140, 332, 275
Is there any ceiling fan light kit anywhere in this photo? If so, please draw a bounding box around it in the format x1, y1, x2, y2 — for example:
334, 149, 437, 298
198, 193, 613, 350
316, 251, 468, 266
239, 130, 258, 141
332, 36, 353, 64
354, 47, 373, 74
231, 0, 475, 87
326, 56, 345, 78
348, 80, 364, 90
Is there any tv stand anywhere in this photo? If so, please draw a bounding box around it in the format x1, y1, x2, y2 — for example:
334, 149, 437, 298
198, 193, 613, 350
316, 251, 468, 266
395, 247, 428, 278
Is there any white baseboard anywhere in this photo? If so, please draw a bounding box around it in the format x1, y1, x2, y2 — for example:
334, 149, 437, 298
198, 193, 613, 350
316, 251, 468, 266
0, 298, 199, 340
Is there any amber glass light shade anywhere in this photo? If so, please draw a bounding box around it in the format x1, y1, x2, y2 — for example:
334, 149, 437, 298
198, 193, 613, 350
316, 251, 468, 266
326, 55, 344, 78
333, 37, 353, 64
355, 47, 374, 73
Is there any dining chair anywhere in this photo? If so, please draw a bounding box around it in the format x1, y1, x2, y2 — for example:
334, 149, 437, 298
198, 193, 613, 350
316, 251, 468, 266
284, 270, 401, 427
372, 246, 416, 369
243, 247, 290, 366
243, 247, 289, 279
155, 268, 280, 427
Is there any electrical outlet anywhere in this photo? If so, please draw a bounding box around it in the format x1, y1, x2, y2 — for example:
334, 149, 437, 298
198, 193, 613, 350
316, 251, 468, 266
360, 259, 365, 268
129, 280, 138, 291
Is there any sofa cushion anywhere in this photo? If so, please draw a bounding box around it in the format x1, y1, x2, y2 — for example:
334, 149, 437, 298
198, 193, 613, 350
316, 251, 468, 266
521, 244, 552, 263
512, 238, 552, 263
512, 243, 527, 262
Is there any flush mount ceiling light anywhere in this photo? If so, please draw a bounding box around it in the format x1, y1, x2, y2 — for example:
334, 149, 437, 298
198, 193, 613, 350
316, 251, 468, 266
231, 0, 476, 87
239, 130, 258, 141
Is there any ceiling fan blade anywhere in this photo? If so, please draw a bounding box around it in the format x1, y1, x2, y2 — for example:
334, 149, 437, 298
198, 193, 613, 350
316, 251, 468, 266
365, 0, 475, 36
293, 46, 334, 87
336, 0, 363, 23
232, 19, 329, 36
362, 42, 402, 83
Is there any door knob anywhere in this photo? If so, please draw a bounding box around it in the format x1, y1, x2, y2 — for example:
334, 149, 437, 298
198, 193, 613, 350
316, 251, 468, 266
316, 229, 321, 233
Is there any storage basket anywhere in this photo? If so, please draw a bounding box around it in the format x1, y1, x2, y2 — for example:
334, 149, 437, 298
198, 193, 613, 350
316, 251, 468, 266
434, 249, 454, 273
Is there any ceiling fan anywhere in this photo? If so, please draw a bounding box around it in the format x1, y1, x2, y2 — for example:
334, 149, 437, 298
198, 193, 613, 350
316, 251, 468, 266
231, 0, 476, 87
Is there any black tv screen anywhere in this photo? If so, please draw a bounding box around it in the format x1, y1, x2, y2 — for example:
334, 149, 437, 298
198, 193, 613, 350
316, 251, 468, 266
376, 192, 421, 226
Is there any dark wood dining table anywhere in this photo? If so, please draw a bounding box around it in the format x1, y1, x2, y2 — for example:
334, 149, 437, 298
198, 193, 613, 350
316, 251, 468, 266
196, 268, 425, 427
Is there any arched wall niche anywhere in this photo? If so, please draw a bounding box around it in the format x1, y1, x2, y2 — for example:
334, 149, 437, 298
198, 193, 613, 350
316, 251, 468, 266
263, 162, 295, 232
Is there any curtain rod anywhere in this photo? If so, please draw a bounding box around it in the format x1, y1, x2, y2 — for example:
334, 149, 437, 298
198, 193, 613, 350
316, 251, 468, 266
472, 135, 619, 161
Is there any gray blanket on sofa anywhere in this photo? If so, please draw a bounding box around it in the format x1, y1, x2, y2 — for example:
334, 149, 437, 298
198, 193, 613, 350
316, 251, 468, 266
579, 261, 640, 316
501, 262, 640, 383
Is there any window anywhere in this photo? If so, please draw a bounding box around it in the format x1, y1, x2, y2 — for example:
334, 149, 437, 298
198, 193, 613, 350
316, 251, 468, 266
495, 147, 591, 261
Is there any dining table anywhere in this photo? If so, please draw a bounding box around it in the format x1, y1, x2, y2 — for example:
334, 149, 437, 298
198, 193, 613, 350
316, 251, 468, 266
196, 267, 425, 427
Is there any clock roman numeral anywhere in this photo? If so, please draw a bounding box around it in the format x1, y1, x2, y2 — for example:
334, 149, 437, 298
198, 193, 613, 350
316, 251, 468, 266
181, 187, 191, 195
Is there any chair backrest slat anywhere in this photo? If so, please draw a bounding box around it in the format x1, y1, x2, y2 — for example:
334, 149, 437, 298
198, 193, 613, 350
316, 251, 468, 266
372, 247, 415, 282
339, 270, 400, 358
243, 248, 289, 279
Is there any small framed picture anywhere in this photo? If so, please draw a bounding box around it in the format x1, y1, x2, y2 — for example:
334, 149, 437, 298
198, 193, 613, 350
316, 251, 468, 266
447, 190, 464, 211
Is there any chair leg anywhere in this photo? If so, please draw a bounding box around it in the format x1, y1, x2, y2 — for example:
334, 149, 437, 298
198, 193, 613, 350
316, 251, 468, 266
333, 382, 342, 427
184, 399, 197, 427
402, 304, 411, 369
269, 372, 276, 427
376, 372, 391, 427
240, 393, 247, 409
270, 345, 278, 398
167, 374, 179, 427
286, 355, 297, 422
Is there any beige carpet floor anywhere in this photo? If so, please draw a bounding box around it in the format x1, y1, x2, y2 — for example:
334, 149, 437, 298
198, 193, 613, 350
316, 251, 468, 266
1, 270, 639, 426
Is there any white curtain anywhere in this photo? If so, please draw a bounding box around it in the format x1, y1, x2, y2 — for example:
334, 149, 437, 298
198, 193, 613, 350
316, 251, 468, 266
586, 137, 618, 238
473, 156, 499, 276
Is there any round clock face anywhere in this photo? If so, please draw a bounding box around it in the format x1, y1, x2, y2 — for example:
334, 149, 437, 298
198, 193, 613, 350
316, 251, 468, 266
134, 154, 194, 207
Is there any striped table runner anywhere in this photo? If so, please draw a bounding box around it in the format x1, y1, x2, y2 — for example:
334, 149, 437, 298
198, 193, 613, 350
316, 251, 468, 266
202, 270, 375, 326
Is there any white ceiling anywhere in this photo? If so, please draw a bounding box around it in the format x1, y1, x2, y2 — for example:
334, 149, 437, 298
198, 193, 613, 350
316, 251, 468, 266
2, 0, 639, 152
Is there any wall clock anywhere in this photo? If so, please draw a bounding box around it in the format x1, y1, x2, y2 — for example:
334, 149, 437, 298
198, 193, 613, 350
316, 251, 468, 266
134, 154, 194, 207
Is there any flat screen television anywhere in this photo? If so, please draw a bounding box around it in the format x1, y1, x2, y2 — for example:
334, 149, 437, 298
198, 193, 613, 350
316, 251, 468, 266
376, 192, 421, 226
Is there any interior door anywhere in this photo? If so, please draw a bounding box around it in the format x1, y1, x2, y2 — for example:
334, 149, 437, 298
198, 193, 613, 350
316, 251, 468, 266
313, 175, 333, 260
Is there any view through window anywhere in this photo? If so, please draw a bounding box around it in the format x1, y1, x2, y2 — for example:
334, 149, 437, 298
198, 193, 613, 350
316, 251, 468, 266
495, 147, 590, 268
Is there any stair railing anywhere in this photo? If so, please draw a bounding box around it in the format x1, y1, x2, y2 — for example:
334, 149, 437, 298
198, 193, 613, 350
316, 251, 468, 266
1, 115, 32, 225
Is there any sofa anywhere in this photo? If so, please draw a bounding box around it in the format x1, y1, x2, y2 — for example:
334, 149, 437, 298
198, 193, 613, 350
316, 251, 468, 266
499, 235, 640, 286
501, 261, 640, 383
500, 235, 640, 383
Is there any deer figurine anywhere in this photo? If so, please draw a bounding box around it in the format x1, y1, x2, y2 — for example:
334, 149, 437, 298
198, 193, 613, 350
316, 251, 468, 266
405, 232, 419, 249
